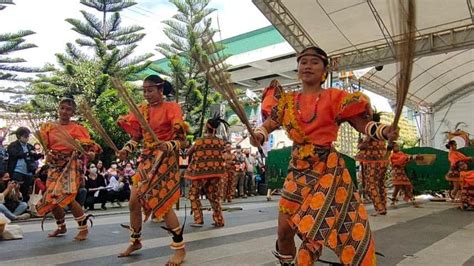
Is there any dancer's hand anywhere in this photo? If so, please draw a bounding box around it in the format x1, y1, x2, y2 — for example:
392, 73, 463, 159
383, 125, 399, 143
249, 132, 263, 147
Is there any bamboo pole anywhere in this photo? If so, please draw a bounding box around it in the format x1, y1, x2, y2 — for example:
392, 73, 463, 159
78, 100, 119, 153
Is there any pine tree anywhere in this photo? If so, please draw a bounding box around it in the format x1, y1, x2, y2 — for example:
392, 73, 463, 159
65, 0, 153, 78
29, 0, 152, 111
0, 31, 37, 82
27, 0, 152, 162
0, 1, 53, 110
1, 0, 57, 84
152, 0, 224, 137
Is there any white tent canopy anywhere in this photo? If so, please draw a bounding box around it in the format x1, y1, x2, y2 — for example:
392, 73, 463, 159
252, 0, 474, 146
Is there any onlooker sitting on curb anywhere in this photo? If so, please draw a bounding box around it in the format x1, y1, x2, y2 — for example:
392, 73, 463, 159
84, 164, 107, 211
123, 162, 135, 180
0, 172, 30, 221
106, 168, 126, 207
33, 142, 45, 168
96, 160, 107, 177
33, 165, 48, 195
107, 163, 118, 178
122, 162, 134, 197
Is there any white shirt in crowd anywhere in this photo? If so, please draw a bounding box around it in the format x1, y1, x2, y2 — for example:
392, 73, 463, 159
244, 156, 255, 173
106, 176, 124, 192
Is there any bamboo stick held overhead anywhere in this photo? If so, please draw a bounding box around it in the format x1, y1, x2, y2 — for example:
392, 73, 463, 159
193, 34, 266, 157
387, 0, 417, 152
111, 77, 160, 144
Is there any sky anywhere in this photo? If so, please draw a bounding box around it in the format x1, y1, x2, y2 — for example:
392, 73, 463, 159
0, 0, 392, 112
0, 0, 270, 70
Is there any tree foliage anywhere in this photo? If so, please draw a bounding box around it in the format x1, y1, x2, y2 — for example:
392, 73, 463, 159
152, 0, 224, 136
25, 0, 152, 162
0, 30, 38, 82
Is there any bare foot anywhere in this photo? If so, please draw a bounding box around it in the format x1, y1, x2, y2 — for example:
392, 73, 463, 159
74, 228, 89, 241
118, 242, 142, 257
166, 249, 185, 266
212, 222, 224, 228
48, 226, 67, 237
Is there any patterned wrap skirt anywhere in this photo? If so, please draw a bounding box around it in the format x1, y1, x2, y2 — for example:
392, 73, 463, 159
280, 145, 376, 265
360, 160, 388, 212
132, 147, 180, 221
36, 152, 81, 216
391, 165, 413, 187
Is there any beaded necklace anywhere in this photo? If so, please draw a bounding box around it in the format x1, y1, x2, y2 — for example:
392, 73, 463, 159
295, 92, 319, 124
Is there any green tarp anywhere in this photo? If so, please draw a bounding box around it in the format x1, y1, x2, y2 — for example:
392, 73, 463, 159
266, 146, 474, 194
403, 147, 474, 194
402, 147, 450, 193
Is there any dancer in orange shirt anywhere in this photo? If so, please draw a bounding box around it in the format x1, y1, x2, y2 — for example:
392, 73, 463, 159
390, 143, 421, 207
36, 98, 101, 241
117, 75, 187, 265
251, 47, 398, 265
445, 140, 472, 201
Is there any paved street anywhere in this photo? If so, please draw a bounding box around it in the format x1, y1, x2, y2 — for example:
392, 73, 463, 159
1, 196, 473, 265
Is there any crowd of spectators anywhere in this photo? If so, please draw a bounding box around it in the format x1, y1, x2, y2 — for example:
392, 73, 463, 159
0, 127, 135, 221
0, 127, 267, 222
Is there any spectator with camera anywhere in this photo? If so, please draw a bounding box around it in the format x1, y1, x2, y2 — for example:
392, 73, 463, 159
7, 127, 43, 203
0, 172, 30, 220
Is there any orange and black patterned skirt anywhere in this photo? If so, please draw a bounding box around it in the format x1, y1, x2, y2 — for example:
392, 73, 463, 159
36, 152, 81, 216
132, 147, 180, 221
360, 160, 388, 214
280, 146, 376, 265
391, 165, 413, 187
